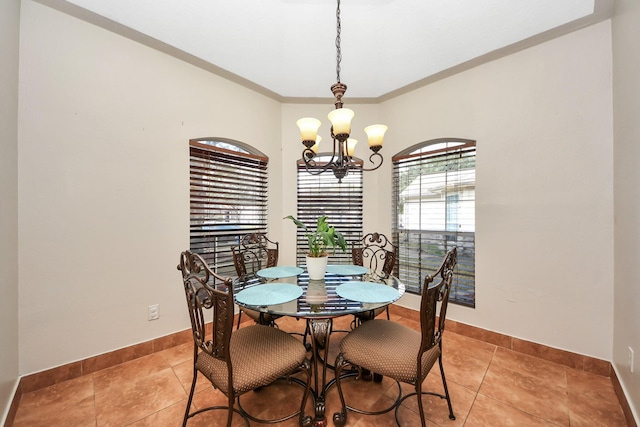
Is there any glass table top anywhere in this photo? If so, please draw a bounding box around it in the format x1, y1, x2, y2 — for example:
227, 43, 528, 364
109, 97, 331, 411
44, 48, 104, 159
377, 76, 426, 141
234, 269, 404, 319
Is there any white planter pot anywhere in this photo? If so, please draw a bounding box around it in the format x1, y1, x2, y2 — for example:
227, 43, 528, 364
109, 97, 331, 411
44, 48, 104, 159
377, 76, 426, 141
306, 255, 328, 280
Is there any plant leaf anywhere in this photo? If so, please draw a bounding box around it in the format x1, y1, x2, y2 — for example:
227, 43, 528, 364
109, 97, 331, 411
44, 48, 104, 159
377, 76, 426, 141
284, 215, 308, 233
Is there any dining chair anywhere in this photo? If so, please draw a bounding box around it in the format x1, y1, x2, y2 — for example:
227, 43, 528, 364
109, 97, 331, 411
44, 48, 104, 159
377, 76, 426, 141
177, 250, 312, 427
333, 247, 458, 427
352, 232, 397, 278
352, 232, 398, 323
232, 232, 280, 329
232, 232, 279, 278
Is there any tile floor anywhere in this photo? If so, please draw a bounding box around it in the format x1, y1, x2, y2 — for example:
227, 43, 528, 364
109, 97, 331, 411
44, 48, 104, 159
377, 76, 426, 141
13, 314, 628, 426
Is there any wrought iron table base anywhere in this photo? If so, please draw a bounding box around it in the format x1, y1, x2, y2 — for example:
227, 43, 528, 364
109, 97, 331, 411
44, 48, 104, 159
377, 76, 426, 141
306, 318, 334, 427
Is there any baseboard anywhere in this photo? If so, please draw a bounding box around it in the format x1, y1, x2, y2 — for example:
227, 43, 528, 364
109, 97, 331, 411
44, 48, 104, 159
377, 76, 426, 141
611, 365, 639, 427
389, 305, 611, 375
17, 326, 195, 394
1, 379, 21, 427
9, 307, 636, 427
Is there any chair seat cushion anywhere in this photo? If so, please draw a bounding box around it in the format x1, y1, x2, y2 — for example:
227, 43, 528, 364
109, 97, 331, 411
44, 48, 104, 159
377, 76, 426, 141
196, 324, 307, 394
340, 319, 440, 384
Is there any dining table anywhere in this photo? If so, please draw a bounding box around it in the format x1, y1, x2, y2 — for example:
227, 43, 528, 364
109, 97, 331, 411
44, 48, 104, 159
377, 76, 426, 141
234, 264, 405, 427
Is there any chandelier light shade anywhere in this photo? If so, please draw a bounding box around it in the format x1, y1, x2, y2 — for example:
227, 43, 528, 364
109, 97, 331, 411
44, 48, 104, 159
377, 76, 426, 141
297, 0, 387, 182
297, 118, 322, 145
346, 139, 357, 157
364, 125, 387, 152
327, 108, 354, 139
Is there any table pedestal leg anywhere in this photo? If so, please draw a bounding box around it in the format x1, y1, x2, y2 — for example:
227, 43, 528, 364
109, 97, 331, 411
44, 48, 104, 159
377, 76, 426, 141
307, 318, 333, 427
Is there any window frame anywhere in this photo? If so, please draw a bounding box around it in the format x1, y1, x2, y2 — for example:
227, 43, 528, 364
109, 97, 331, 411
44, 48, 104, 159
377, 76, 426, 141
392, 138, 476, 307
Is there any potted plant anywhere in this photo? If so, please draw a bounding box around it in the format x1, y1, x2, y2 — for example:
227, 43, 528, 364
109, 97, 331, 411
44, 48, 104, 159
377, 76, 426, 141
284, 215, 347, 280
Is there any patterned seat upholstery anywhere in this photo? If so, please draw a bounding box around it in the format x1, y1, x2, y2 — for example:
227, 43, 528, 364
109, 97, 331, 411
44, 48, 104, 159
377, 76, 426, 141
339, 320, 440, 384
196, 324, 308, 394
177, 250, 311, 427
333, 247, 458, 427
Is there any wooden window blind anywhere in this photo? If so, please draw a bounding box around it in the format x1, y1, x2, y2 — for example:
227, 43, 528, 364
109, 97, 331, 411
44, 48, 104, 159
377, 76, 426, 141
190, 139, 268, 277
296, 159, 363, 266
392, 139, 476, 307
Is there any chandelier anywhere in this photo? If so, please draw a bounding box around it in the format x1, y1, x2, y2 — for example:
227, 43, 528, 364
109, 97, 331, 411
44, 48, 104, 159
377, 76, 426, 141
296, 0, 387, 183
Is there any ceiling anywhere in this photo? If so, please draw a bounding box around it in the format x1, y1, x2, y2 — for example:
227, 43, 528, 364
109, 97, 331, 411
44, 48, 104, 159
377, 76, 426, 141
41, 0, 613, 101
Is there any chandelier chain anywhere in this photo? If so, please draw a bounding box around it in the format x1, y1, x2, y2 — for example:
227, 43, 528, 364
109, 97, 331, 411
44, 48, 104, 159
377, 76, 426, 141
335, 0, 342, 83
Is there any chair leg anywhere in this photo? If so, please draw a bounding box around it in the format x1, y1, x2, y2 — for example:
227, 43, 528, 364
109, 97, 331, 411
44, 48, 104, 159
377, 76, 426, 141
227, 394, 235, 427
236, 310, 243, 330
415, 381, 427, 427
183, 368, 198, 427
438, 356, 456, 420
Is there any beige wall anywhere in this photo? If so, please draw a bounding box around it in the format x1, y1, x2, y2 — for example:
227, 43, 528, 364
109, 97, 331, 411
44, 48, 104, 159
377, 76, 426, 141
612, 0, 640, 419
17, 0, 283, 374
10, 0, 636, 419
284, 22, 615, 361
380, 21, 614, 361
0, 0, 21, 421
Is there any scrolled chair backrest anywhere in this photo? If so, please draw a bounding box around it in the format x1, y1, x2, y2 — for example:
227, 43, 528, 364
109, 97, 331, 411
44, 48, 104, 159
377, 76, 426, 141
419, 247, 457, 353
351, 232, 398, 276
177, 250, 234, 361
232, 233, 279, 279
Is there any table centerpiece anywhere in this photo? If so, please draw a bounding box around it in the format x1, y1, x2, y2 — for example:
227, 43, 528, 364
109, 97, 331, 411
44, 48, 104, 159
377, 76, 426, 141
284, 214, 347, 280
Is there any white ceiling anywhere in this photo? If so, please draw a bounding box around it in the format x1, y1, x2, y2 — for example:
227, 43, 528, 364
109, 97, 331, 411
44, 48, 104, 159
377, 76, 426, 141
46, 0, 613, 100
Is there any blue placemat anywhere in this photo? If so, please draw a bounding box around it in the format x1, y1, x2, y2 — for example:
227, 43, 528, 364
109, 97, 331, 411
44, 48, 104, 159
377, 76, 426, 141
335, 281, 399, 303
257, 266, 304, 279
236, 283, 303, 306
326, 264, 369, 276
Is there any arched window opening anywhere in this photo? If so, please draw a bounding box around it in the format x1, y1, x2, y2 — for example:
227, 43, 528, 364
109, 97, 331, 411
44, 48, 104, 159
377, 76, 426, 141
189, 138, 268, 276
392, 138, 476, 307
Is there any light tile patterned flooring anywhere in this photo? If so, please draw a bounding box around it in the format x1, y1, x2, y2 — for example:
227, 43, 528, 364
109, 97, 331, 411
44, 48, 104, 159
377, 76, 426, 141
13, 314, 628, 426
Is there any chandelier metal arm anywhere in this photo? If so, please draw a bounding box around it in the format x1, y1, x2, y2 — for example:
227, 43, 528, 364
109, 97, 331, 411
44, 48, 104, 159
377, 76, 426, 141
359, 151, 384, 172
303, 135, 358, 182
303, 145, 383, 181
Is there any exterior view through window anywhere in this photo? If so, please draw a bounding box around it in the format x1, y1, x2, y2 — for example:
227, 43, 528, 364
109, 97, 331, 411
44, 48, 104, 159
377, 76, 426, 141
189, 138, 268, 277
295, 156, 363, 265
392, 139, 476, 307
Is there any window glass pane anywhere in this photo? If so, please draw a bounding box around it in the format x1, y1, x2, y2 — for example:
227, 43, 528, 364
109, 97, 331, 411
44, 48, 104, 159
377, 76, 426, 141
190, 139, 268, 277
393, 139, 476, 307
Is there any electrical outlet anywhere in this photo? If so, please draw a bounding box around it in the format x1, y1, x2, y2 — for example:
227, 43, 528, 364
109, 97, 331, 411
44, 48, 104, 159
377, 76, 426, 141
629, 347, 635, 373
148, 304, 159, 321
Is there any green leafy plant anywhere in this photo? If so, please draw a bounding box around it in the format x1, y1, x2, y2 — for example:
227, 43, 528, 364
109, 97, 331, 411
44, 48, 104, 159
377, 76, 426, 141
284, 215, 347, 257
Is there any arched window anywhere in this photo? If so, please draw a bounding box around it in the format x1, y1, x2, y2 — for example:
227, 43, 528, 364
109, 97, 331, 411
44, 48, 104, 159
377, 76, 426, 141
189, 138, 268, 276
392, 138, 476, 307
